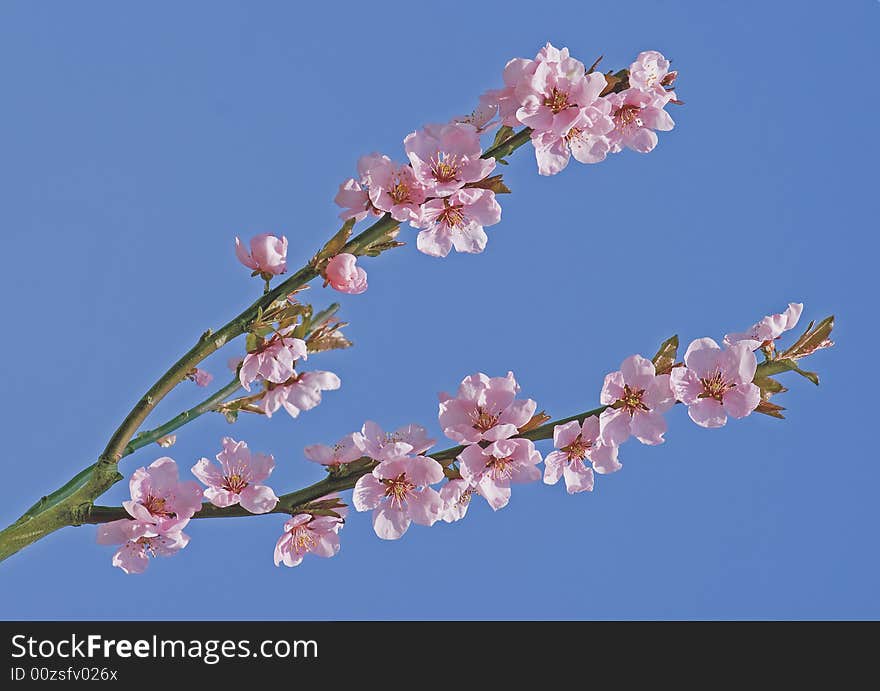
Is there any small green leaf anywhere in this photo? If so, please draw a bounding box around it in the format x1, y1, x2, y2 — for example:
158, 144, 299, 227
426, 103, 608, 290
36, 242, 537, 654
315, 218, 355, 264
491, 125, 515, 150
651, 335, 679, 375
755, 358, 819, 386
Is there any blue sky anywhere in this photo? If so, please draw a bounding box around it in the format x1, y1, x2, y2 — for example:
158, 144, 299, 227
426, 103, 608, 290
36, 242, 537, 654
0, 1, 876, 619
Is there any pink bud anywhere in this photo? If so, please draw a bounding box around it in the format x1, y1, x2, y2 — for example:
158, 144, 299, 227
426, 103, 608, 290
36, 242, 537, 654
324, 254, 368, 295
235, 233, 288, 276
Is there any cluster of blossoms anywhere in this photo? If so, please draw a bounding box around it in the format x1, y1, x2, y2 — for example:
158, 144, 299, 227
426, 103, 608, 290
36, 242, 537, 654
482, 45, 676, 174
98, 300, 834, 573
234, 326, 340, 420
327, 43, 678, 262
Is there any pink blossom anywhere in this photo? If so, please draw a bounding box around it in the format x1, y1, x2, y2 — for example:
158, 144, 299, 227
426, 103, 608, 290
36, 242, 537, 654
357, 420, 435, 462
607, 88, 675, 154
324, 253, 367, 295
234, 233, 288, 276
261, 370, 341, 419
531, 99, 615, 175
120, 457, 203, 529
515, 62, 606, 135
274, 510, 346, 568
440, 479, 475, 523
192, 437, 278, 514
353, 455, 445, 539
544, 417, 621, 494
187, 368, 213, 387
670, 338, 761, 428
599, 354, 676, 446
439, 371, 537, 444
457, 438, 542, 511
97, 520, 190, 575
415, 188, 502, 258
304, 432, 364, 466
628, 50, 672, 94
96, 457, 202, 574
239, 329, 308, 391
724, 302, 804, 351
365, 158, 427, 222
404, 123, 495, 197
454, 92, 501, 133
334, 178, 381, 223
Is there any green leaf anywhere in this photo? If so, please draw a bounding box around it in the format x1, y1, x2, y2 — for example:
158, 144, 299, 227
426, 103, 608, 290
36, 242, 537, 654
781, 315, 835, 360
651, 335, 679, 375
753, 375, 787, 397
755, 358, 819, 386
491, 125, 515, 150
315, 218, 355, 264
245, 333, 260, 353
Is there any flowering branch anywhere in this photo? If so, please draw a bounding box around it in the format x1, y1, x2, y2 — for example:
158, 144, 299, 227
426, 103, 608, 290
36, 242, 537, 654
1, 42, 831, 577
83, 404, 607, 524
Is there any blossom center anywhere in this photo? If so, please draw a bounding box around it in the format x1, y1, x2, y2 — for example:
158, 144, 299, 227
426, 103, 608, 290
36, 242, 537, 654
543, 87, 570, 113
388, 177, 412, 204
383, 473, 416, 508
438, 202, 466, 229
619, 384, 649, 416
290, 526, 317, 555
222, 472, 249, 494
614, 104, 643, 131
562, 435, 591, 462
486, 455, 514, 480
430, 153, 461, 183
698, 370, 733, 401
142, 494, 174, 518
471, 406, 499, 432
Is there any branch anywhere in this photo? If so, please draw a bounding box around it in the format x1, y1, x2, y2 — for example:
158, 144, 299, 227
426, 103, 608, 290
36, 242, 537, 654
0, 127, 535, 562
84, 404, 608, 523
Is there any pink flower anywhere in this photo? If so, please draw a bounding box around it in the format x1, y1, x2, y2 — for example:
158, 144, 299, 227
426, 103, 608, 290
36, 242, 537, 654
192, 437, 278, 514
531, 100, 615, 175
239, 329, 308, 391
334, 178, 381, 223
261, 370, 341, 419
415, 188, 502, 257
274, 510, 346, 568
120, 457, 204, 529
353, 455, 445, 539
324, 254, 368, 295
235, 233, 288, 276
365, 158, 427, 223
304, 432, 364, 466
357, 420, 435, 462
439, 478, 475, 523
457, 438, 542, 511
96, 457, 202, 574
404, 123, 495, 197
670, 338, 761, 428
544, 418, 621, 494
97, 520, 190, 575
607, 88, 675, 154
599, 354, 676, 446
187, 368, 213, 387
515, 62, 606, 135
628, 50, 672, 94
453, 91, 501, 133
724, 302, 804, 351
439, 371, 537, 444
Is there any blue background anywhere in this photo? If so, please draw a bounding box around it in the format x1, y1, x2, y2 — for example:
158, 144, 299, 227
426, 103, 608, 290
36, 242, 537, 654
1, 1, 876, 620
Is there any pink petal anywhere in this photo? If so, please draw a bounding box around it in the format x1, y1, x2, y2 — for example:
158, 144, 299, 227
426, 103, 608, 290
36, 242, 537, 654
238, 485, 279, 514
